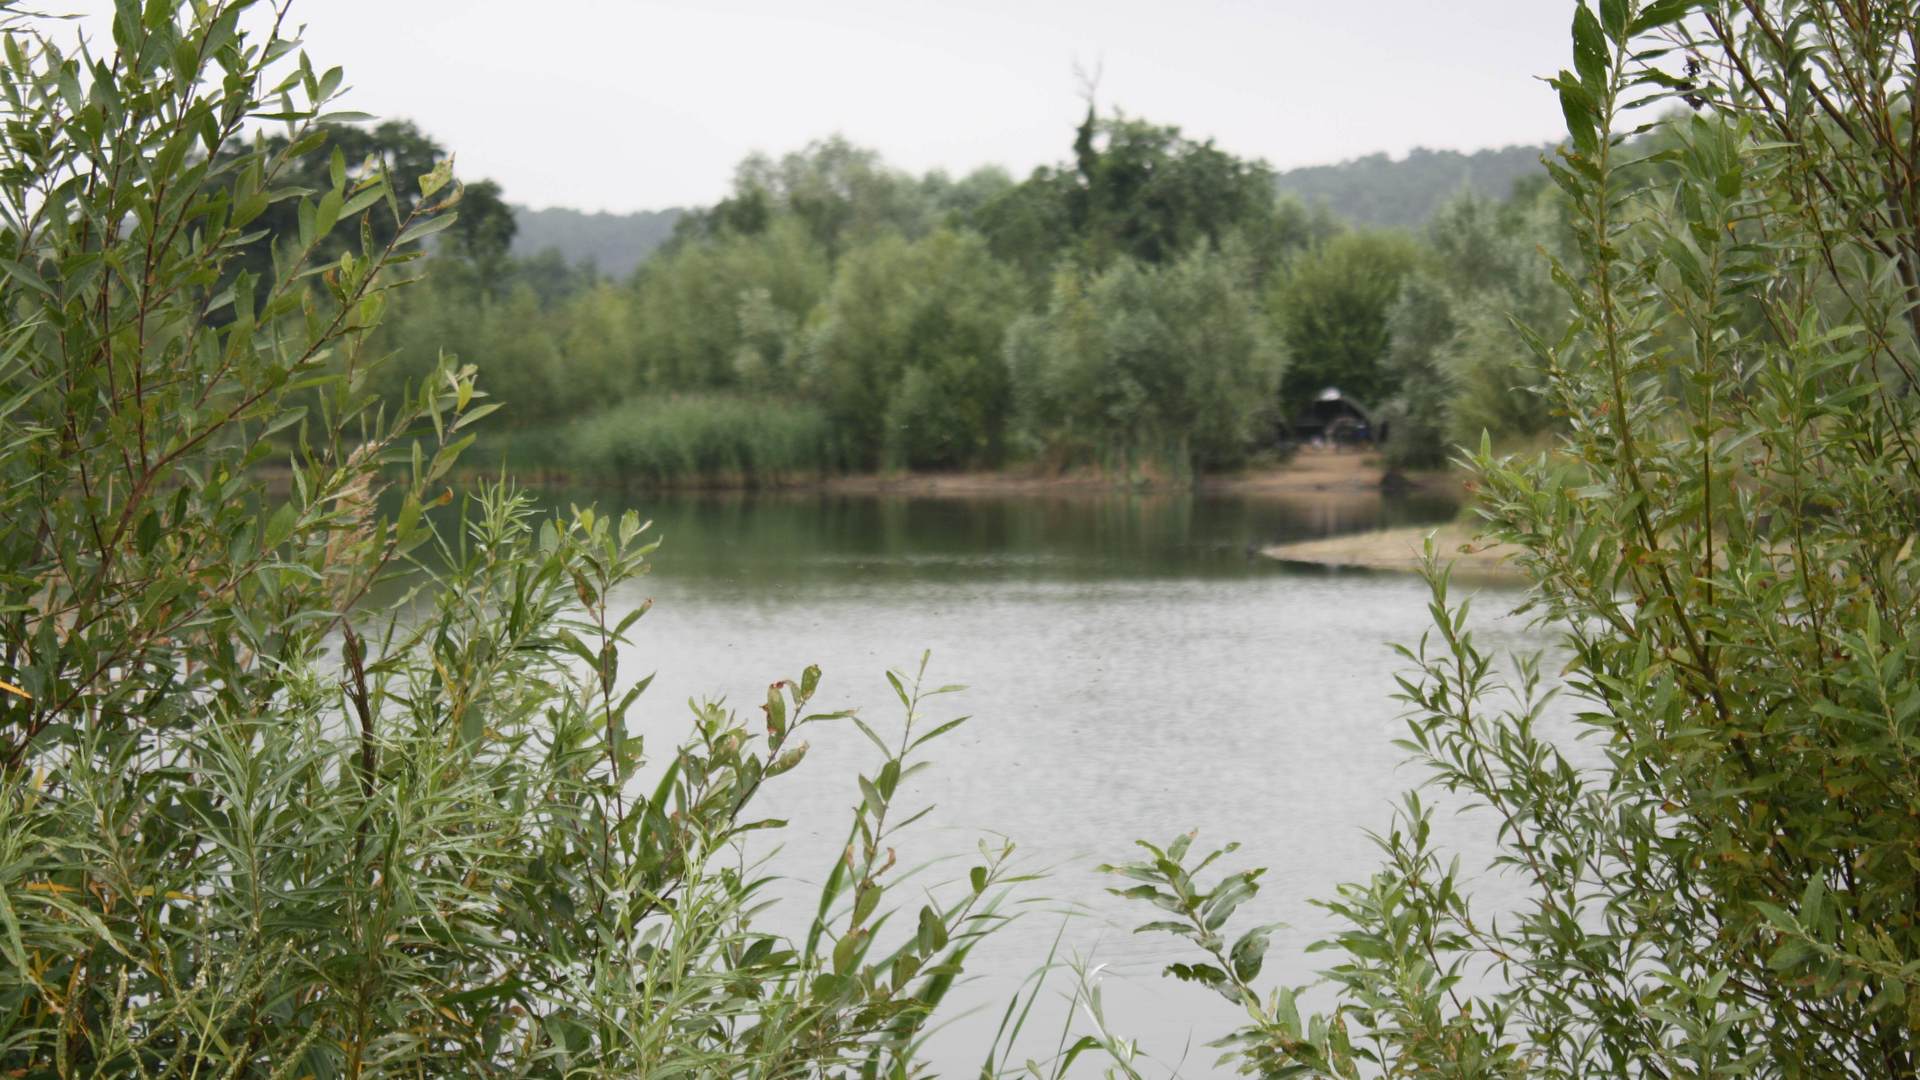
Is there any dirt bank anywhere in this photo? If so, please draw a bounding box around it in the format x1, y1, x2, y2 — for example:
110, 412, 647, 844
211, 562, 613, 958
819, 447, 1453, 498
1204, 448, 1452, 496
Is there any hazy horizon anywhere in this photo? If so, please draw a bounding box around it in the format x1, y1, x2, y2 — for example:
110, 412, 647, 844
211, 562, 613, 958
51, 1, 1573, 214
509, 140, 1554, 217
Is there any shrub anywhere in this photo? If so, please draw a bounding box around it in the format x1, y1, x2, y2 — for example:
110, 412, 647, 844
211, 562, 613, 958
1113, 1, 1920, 1075
1268, 229, 1419, 417
367, 272, 638, 428
1379, 189, 1568, 469
630, 216, 830, 391
803, 228, 1022, 470
0, 5, 1008, 1075
1009, 245, 1284, 476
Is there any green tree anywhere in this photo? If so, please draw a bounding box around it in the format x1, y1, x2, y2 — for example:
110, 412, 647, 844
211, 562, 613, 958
971, 164, 1079, 283
677, 136, 938, 258
1008, 244, 1283, 475
804, 228, 1022, 469
1376, 273, 1458, 468
630, 215, 831, 390
228, 119, 515, 293
975, 109, 1290, 278
443, 177, 516, 285
1072, 111, 1281, 267
1115, 0, 1920, 1074
1378, 188, 1566, 467
365, 247, 621, 429
920, 164, 1016, 225
1268, 229, 1420, 417
499, 245, 602, 306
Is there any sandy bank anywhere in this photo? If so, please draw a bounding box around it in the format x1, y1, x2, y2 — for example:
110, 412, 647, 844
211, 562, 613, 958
1261, 522, 1526, 582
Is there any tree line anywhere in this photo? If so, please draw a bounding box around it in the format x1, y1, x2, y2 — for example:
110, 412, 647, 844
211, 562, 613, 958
501, 143, 1552, 274
348, 111, 1572, 486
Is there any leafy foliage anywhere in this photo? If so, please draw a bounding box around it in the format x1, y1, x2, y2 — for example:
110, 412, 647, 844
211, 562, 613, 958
1113, 0, 1920, 1075
367, 269, 630, 426
977, 109, 1303, 277
0, 4, 1016, 1075
1268, 230, 1420, 416
804, 229, 1023, 470
629, 215, 832, 392
1007, 245, 1284, 476
675, 136, 999, 259
355, 104, 1552, 486
224, 118, 518, 297
1379, 189, 1568, 468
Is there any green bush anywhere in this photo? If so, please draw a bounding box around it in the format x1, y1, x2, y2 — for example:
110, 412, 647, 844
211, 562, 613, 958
1376, 273, 1459, 469
1110, 1, 1920, 1075
1267, 229, 1419, 417
804, 228, 1022, 470
0, 5, 1010, 1075
1009, 244, 1284, 477
1378, 188, 1568, 469
630, 216, 830, 391
366, 271, 638, 427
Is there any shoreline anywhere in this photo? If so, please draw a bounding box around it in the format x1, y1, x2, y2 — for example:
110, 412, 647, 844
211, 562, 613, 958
1260, 522, 1525, 582
468, 447, 1460, 500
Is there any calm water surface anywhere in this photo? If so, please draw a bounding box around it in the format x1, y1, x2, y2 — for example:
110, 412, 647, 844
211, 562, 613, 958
544, 487, 1553, 1076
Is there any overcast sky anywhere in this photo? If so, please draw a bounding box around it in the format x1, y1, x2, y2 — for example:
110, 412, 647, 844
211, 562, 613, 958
54, 1, 1574, 213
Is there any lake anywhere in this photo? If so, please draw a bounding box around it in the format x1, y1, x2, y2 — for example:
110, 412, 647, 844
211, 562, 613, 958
545, 485, 1552, 1076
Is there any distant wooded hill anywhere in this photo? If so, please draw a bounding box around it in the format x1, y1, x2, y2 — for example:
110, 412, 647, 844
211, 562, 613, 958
1273, 144, 1550, 229
509, 206, 685, 277
508, 143, 1551, 275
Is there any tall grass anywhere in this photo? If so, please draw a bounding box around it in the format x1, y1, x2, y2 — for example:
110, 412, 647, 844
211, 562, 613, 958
507, 394, 842, 488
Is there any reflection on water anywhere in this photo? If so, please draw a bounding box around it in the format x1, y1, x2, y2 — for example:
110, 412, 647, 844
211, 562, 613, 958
557, 487, 1462, 591
523, 486, 1544, 1077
